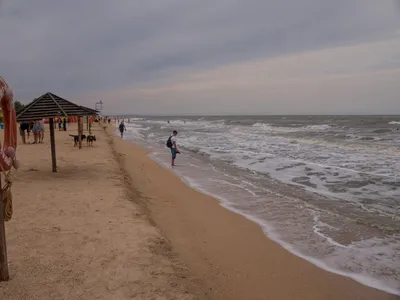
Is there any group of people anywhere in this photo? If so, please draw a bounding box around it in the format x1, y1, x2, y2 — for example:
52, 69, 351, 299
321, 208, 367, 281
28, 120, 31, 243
19, 120, 45, 144
19, 118, 69, 144
57, 117, 67, 131
101, 116, 112, 124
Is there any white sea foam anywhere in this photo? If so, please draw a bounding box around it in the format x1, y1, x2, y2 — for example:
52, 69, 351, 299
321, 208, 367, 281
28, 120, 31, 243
388, 121, 400, 125
252, 122, 271, 128
251, 122, 296, 132
304, 124, 332, 130
146, 148, 400, 295
252, 122, 333, 132
123, 116, 400, 295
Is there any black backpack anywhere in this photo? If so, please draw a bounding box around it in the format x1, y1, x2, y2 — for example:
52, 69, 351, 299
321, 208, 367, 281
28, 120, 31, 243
166, 136, 173, 148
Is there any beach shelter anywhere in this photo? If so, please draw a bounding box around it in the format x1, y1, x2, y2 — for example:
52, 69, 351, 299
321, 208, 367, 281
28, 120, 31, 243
16, 92, 98, 172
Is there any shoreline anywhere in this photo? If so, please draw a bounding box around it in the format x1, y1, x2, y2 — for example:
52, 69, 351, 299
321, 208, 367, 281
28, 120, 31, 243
106, 124, 398, 300
148, 153, 400, 296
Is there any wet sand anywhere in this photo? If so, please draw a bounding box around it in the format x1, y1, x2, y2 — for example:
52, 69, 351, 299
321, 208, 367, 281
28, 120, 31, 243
105, 125, 398, 300
0, 124, 206, 300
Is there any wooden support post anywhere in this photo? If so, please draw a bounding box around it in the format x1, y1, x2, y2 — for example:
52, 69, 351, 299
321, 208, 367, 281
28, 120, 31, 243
49, 118, 57, 172
0, 190, 10, 281
78, 117, 82, 149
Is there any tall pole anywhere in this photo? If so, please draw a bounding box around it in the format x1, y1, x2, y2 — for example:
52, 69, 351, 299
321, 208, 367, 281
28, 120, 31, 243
0, 189, 9, 281
78, 117, 83, 149
49, 118, 57, 172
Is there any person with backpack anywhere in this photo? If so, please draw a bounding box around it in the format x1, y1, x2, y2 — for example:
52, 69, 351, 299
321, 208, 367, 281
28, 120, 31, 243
119, 121, 126, 138
167, 130, 180, 167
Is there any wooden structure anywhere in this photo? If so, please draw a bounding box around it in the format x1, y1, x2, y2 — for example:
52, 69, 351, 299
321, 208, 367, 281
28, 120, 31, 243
16, 92, 98, 172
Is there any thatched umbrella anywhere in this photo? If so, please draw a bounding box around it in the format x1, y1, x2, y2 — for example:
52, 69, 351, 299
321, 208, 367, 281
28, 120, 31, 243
16, 92, 98, 172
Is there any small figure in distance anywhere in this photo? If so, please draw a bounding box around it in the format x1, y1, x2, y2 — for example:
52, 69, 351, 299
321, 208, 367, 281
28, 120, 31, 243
166, 130, 180, 168
119, 121, 126, 138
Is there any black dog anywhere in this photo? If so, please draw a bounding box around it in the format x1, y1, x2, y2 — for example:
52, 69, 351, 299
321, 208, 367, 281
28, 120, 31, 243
86, 135, 96, 146
69, 134, 86, 147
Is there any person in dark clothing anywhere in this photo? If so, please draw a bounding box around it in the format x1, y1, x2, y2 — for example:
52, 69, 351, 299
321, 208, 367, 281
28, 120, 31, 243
119, 121, 126, 138
63, 118, 67, 131
19, 122, 30, 144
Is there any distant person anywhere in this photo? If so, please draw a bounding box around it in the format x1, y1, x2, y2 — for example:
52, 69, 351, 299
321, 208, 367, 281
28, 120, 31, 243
119, 121, 126, 138
63, 118, 67, 131
32, 121, 40, 144
19, 122, 29, 144
58, 118, 62, 130
39, 119, 45, 143
28, 121, 34, 143
166, 130, 180, 168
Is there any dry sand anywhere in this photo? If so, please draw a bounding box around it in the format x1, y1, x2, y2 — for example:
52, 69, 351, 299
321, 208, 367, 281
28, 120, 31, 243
105, 125, 398, 300
0, 124, 207, 300
0, 122, 397, 300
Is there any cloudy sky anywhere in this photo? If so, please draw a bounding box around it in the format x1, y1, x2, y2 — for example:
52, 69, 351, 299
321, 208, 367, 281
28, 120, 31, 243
1, 0, 400, 115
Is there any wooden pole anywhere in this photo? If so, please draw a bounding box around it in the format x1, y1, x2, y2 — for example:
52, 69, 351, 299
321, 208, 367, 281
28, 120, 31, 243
88, 116, 92, 135
78, 117, 82, 149
49, 118, 57, 172
0, 190, 10, 281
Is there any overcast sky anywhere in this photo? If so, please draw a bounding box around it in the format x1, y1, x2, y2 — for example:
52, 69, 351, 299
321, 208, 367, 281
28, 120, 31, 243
1, 0, 400, 115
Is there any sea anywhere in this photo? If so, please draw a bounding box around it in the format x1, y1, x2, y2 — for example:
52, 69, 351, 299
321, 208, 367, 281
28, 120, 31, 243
115, 115, 400, 295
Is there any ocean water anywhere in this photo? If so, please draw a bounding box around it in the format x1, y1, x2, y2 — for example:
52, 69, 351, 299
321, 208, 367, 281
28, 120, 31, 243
117, 115, 400, 295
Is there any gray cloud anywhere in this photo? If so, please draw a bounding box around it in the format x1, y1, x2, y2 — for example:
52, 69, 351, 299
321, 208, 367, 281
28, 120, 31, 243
1, 0, 400, 113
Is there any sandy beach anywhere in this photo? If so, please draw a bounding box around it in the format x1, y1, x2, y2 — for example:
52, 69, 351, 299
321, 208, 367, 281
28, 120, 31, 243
0, 124, 206, 300
0, 122, 397, 300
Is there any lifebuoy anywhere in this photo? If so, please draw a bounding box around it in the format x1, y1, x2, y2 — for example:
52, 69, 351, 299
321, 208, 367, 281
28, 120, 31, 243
0, 76, 19, 171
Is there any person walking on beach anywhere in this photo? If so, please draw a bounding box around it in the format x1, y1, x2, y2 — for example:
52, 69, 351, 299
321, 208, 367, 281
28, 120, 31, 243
28, 121, 34, 143
119, 121, 126, 138
32, 121, 40, 144
19, 121, 30, 144
167, 130, 180, 168
38, 118, 45, 143
19, 122, 25, 144
63, 118, 67, 131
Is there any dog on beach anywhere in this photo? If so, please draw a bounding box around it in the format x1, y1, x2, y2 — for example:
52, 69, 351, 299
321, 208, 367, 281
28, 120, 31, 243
69, 134, 86, 147
86, 134, 96, 146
